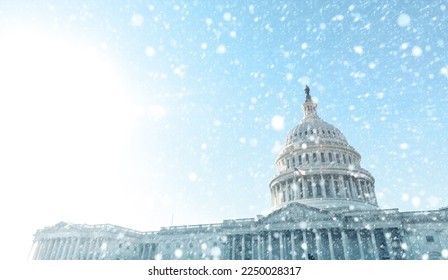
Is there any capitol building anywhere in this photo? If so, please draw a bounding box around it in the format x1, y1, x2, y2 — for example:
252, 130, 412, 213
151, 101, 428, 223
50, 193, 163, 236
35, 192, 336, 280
31, 86, 448, 260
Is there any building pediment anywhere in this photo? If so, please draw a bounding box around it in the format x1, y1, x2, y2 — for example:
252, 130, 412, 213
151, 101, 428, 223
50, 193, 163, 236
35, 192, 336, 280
259, 202, 335, 224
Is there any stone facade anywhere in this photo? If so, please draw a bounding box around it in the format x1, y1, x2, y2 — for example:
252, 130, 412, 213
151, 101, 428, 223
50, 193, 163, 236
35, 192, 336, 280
31, 87, 448, 260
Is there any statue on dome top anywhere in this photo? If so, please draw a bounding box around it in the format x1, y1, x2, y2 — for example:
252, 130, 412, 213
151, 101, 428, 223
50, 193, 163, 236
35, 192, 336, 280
304, 84, 311, 101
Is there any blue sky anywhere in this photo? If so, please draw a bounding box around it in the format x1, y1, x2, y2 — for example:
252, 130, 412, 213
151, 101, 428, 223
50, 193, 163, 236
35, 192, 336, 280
0, 0, 447, 260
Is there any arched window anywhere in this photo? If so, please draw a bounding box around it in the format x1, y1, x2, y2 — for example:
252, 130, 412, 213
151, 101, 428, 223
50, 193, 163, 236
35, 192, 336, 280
348, 155, 352, 164
306, 154, 309, 164
313, 153, 317, 162
298, 155, 302, 165
292, 157, 296, 167
286, 159, 290, 168
321, 152, 325, 162
336, 153, 340, 163
343, 154, 347, 164
328, 152, 333, 162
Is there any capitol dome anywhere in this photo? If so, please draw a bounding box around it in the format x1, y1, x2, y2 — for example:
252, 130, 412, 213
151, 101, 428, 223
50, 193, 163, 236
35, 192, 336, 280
270, 86, 378, 211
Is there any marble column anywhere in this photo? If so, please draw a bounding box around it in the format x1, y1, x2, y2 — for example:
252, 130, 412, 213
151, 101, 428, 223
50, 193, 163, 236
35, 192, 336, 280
61, 238, 72, 260
279, 232, 284, 260
72, 238, 81, 260
291, 231, 296, 260
45, 239, 55, 260
328, 230, 335, 260
241, 235, 245, 260
356, 230, 365, 260
67, 238, 78, 260
85, 238, 94, 260
55, 238, 65, 260
330, 175, 337, 197
320, 175, 326, 198
369, 182, 376, 203
303, 177, 308, 198
48, 238, 58, 260
32, 241, 40, 260
384, 230, 393, 259
302, 231, 308, 260
345, 179, 352, 198
341, 230, 349, 260
277, 185, 281, 204
92, 238, 101, 260
357, 179, 363, 200
349, 177, 358, 199
251, 235, 255, 260
315, 230, 322, 260
339, 175, 346, 198
268, 232, 272, 260
311, 177, 316, 198
38, 239, 49, 260
141, 243, 148, 260
231, 236, 235, 260
371, 230, 379, 260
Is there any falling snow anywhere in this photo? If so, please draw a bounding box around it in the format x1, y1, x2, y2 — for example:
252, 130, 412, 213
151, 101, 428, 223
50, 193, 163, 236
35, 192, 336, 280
1, 0, 448, 263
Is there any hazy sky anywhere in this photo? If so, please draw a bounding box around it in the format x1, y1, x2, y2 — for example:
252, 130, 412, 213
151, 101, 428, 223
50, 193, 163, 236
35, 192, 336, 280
1, 0, 447, 260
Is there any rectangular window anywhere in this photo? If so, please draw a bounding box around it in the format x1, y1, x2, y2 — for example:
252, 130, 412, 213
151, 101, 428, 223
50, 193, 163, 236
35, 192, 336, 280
336, 154, 340, 163
306, 154, 309, 164
343, 154, 347, 164
298, 156, 302, 165
321, 152, 325, 162
313, 153, 317, 162
426, 236, 435, 242
329, 153, 333, 162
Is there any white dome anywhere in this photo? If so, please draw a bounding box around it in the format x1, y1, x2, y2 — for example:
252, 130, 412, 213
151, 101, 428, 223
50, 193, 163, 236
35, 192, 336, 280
270, 86, 378, 212
285, 117, 348, 147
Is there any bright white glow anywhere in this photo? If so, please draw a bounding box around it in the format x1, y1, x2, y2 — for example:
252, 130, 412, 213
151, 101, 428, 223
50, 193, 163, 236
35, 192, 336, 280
271, 115, 285, 131
0, 26, 134, 260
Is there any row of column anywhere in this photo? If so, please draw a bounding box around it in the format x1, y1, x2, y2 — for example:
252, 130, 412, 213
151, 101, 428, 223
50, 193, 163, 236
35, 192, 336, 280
281, 151, 354, 170
32, 237, 108, 260
271, 175, 377, 206
227, 228, 404, 260
136, 243, 157, 260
